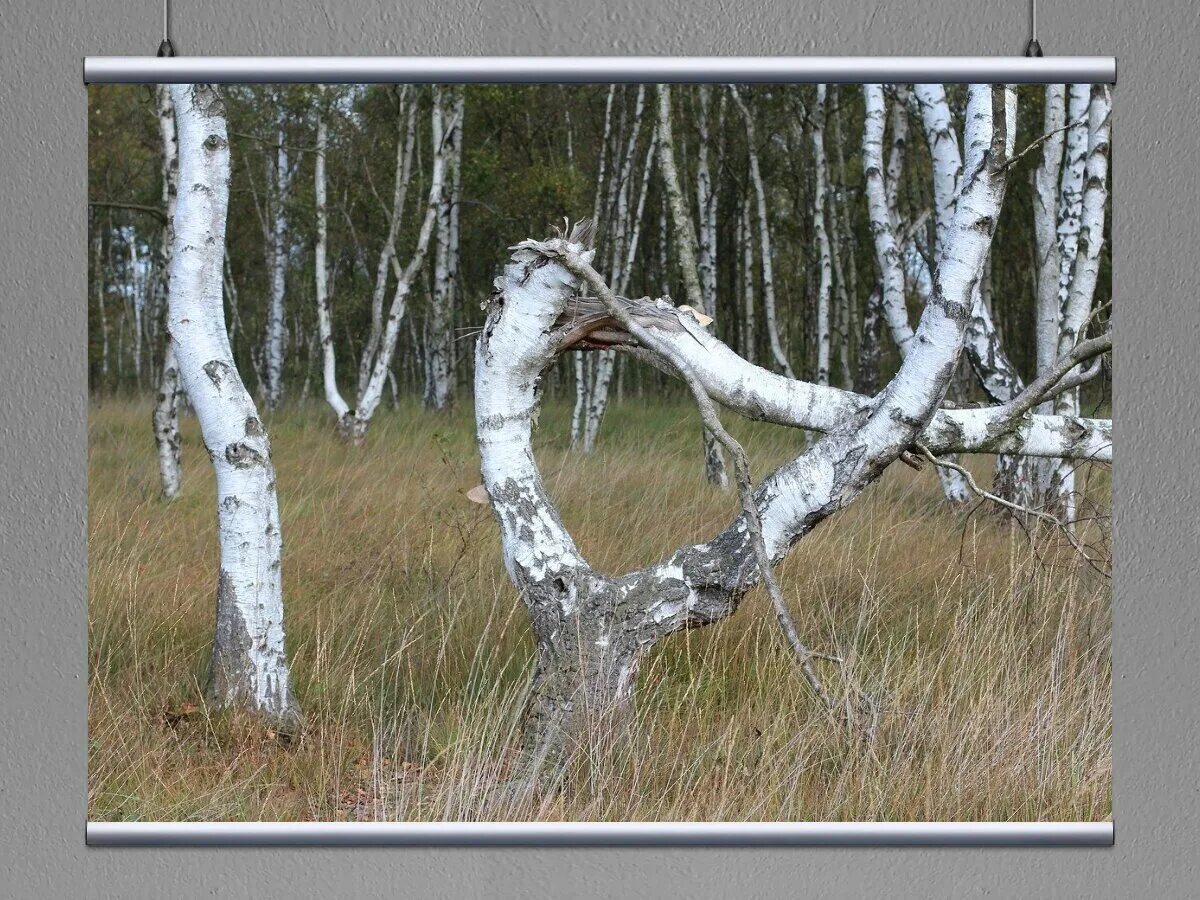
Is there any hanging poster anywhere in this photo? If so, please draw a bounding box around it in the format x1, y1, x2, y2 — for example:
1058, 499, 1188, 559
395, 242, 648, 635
86, 65, 1113, 844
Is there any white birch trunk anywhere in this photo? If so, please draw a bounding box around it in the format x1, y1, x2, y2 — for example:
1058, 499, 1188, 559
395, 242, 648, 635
730, 86, 794, 379
582, 93, 653, 452
738, 198, 756, 363
130, 238, 145, 385
571, 88, 617, 448
1057, 84, 1091, 311
695, 85, 718, 317
1052, 85, 1111, 521
1032, 85, 1068, 505
862, 86, 913, 355
312, 86, 354, 439
913, 84, 1039, 505
811, 84, 833, 385
153, 84, 183, 500
829, 84, 860, 388
358, 88, 416, 400
263, 95, 291, 412
868, 84, 972, 505
355, 88, 449, 428
167, 84, 298, 723
657, 85, 728, 487
424, 86, 464, 411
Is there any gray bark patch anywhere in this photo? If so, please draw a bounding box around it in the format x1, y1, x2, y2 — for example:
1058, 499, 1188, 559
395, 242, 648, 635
225, 441, 267, 469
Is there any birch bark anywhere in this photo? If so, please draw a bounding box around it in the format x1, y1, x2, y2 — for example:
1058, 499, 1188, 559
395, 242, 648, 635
1032, 84, 1067, 507
580, 87, 649, 452
312, 86, 354, 434
811, 84, 833, 385
353, 88, 448, 430
738, 197, 756, 363
263, 93, 292, 412
168, 83, 298, 723
153, 84, 183, 500
657, 85, 728, 487
477, 86, 1021, 779
424, 86, 465, 411
1051, 85, 1111, 520
730, 86, 794, 379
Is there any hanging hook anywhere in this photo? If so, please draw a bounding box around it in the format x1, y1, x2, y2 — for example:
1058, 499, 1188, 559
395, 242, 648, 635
156, 0, 175, 57
1025, 0, 1043, 57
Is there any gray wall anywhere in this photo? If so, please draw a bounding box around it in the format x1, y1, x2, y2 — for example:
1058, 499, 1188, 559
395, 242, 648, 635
2, 0, 1196, 896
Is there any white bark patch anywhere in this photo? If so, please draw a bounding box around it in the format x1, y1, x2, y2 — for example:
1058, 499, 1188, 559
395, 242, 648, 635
168, 84, 297, 723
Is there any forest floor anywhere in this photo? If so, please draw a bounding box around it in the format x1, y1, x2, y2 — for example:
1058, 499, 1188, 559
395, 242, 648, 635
88, 396, 1111, 823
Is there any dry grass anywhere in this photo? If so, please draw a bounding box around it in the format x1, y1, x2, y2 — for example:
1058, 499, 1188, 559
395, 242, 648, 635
88, 395, 1111, 823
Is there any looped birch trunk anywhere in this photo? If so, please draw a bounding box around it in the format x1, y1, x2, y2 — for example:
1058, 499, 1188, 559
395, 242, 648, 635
168, 83, 299, 725
475, 86, 1066, 785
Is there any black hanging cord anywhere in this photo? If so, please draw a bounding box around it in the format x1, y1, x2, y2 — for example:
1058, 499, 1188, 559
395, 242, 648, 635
1025, 0, 1043, 57
157, 0, 175, 57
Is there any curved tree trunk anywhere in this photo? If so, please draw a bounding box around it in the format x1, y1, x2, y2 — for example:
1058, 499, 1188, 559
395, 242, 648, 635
477, 87, 1024, 783
168, 83, 299, 725
311, 86, 358, 442
864, 84, 971, 506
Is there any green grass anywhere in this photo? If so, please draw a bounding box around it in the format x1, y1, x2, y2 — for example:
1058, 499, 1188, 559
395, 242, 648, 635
88, 396, 1111, 822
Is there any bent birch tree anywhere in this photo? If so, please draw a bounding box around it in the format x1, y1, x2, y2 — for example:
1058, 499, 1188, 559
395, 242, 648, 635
475, 86, 1112, 782
168, 83, 299, 724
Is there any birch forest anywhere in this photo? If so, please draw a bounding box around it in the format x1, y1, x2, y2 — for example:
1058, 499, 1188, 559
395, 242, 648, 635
88, 82, 1112, 823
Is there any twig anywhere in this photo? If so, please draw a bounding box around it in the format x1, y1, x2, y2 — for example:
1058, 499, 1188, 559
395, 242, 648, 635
88, 200, 166, 223
915, 443, 1110, 578
1002, 114, 1089, 171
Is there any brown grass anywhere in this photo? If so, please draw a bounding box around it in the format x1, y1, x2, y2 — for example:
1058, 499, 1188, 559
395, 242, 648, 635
87, 396, 1111, 822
